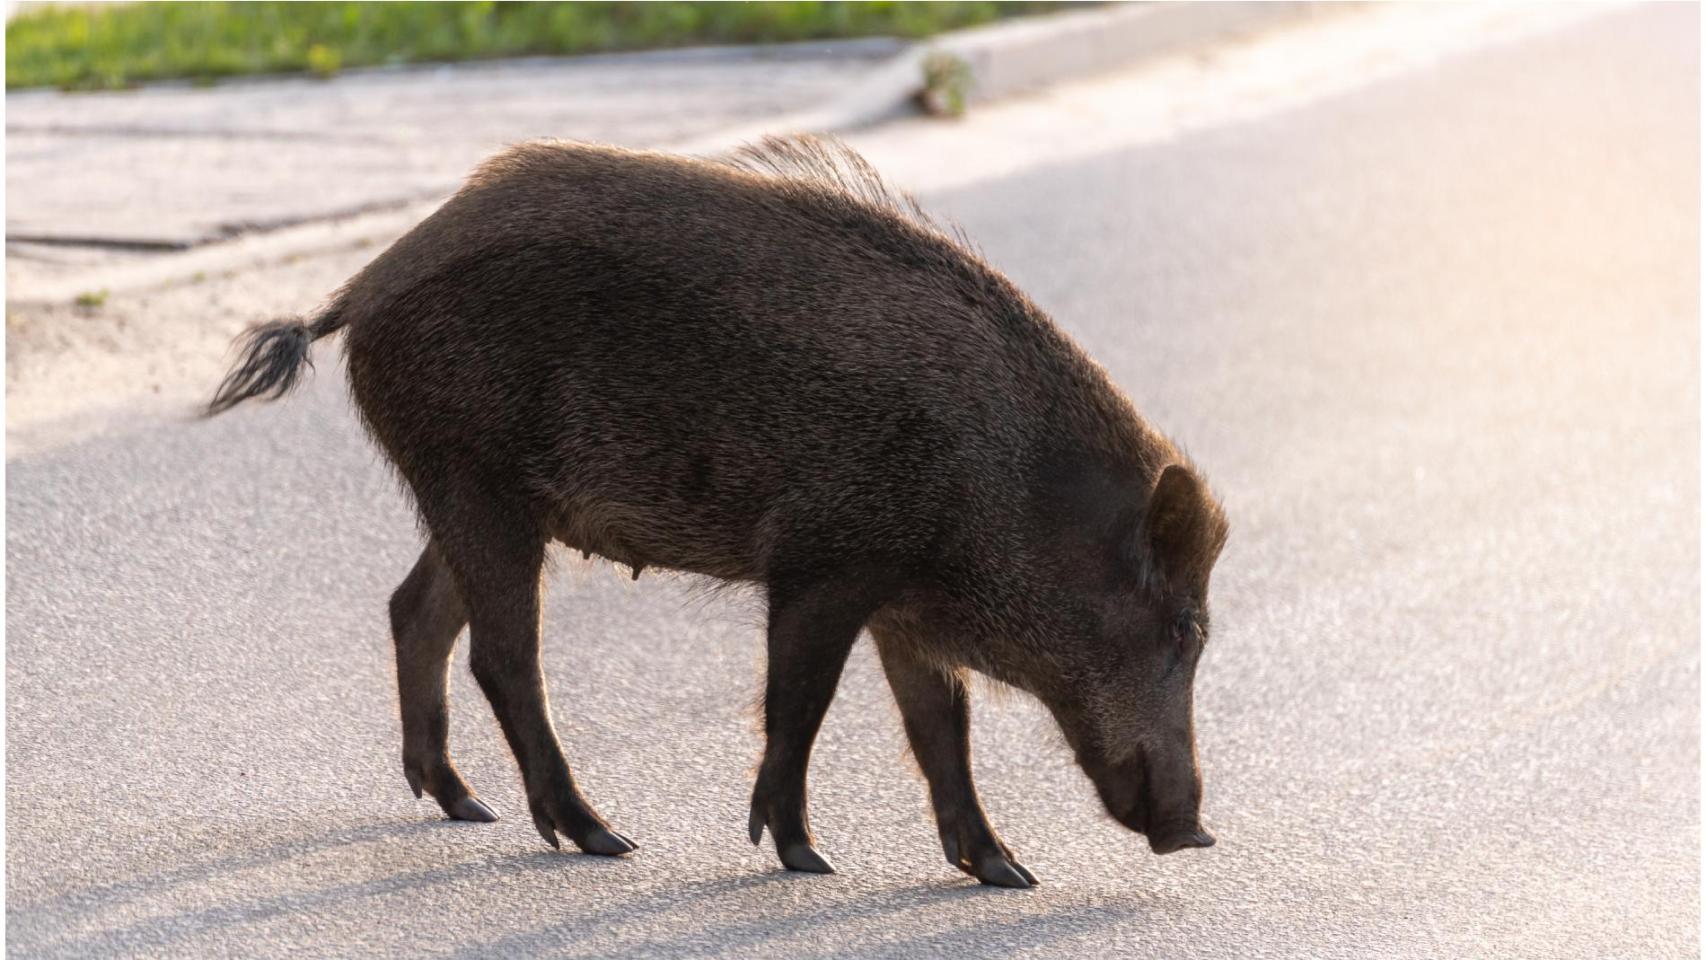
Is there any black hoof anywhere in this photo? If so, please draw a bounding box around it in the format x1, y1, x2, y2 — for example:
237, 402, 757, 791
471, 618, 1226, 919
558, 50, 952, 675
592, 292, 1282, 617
445, 796, 498, 823
778, 842, 836, 874
943, 824, 1035, 888
579, 827, 638, 857
973, 854, 1034, 889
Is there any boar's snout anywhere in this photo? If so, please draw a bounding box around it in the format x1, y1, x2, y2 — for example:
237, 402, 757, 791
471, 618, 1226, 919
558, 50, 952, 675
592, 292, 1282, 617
1148, 826, 1215, 855
1088, 742, 1214, 856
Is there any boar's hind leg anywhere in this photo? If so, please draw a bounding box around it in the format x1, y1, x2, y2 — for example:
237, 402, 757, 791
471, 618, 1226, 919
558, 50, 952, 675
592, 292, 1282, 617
390, 541, 495, 823
872, 629, 1037, 889
748, 576, 888, 875
431, 501, 636, 857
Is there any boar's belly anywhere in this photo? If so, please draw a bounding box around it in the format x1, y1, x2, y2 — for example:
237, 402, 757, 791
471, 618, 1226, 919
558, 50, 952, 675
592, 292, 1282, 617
547, 491, 764, 582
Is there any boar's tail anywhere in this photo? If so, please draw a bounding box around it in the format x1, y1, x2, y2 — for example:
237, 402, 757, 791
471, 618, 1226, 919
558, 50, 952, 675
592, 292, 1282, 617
205, 304, 347, 416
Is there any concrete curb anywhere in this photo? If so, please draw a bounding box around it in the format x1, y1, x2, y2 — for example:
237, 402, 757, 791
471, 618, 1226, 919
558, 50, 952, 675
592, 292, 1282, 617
943, 1, 1327, 105
8, 2, 1323, 306
674, 2, 1327, 156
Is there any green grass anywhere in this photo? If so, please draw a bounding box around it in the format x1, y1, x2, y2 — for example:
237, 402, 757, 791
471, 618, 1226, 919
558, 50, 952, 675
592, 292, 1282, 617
7, 1, 1062, 91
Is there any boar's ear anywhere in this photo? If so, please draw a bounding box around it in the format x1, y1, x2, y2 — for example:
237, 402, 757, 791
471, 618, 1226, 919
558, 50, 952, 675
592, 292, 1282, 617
1139, 464, 1229, 595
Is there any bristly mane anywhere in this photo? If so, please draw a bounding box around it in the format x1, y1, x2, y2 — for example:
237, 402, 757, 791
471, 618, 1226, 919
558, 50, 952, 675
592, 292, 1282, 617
722, 135, 1174, 480
720, 134, 979, 256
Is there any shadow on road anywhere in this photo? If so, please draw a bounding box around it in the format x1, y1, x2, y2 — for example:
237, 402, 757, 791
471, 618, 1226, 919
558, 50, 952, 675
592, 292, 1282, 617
12, 815, 1143, 958
451, 873, 1134, 959
10, 819, 573, 958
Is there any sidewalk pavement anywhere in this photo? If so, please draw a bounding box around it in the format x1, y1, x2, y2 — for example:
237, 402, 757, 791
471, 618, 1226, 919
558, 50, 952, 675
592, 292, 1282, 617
6, 39, 906, 251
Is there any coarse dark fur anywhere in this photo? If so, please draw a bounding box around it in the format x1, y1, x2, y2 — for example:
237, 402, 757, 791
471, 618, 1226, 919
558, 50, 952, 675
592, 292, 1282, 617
209, 135, 1229, 887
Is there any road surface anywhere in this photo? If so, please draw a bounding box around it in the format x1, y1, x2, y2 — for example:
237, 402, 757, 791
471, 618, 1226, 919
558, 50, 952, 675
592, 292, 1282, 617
6, 5, 1698, 957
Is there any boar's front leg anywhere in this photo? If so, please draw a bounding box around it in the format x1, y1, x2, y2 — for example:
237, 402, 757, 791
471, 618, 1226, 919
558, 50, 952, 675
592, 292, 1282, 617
748, 574, 889, 875
872, 628, 1037, 888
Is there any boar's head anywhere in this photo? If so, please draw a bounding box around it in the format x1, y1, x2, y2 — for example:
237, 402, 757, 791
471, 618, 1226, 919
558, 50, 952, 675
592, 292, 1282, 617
1034, 462, 1229, 856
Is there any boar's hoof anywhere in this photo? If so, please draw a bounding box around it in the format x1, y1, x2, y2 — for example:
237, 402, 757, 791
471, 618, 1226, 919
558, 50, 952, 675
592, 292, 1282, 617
446, 796, 499, 823
579, 827, 639, 857
778, 842, 837, 875
944, 829, 1037, 888
406, 765, 496, 824
970, 854, 1035, 889
531, 808, 637, 856
975, 859, 1033, 889
748, 803, 836, 874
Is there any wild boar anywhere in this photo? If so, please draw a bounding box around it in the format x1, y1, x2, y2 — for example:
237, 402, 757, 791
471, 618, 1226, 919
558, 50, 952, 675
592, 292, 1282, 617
208, 135, 1229, 888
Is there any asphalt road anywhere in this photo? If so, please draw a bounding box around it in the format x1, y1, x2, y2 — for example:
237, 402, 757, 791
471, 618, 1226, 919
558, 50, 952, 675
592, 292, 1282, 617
7, 6, 1698, 957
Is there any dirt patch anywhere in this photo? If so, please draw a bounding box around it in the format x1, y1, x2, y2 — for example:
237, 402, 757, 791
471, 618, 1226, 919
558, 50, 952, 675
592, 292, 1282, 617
5, 236, 391, 456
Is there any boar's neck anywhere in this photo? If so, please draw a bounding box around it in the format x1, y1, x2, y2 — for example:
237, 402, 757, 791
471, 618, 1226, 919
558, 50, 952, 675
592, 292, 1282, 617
897, 451, 1158, 699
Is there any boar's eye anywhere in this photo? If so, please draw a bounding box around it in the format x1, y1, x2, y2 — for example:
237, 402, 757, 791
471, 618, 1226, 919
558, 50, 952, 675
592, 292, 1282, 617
1170, 612, 1204, 661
